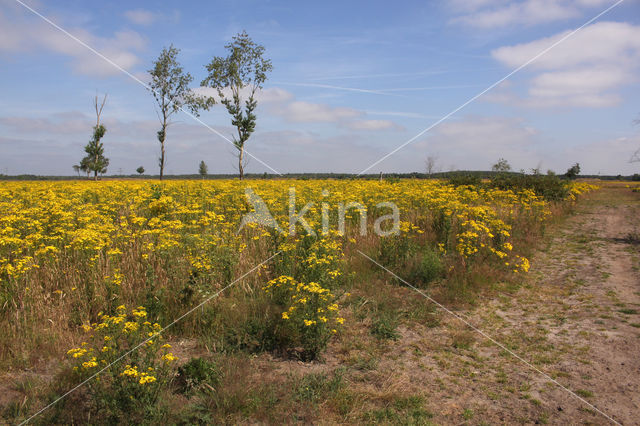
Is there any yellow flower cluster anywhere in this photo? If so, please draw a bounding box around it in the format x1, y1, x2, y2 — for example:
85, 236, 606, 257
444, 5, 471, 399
0, 179, 596, 288
66, 305, 175, 390
0, 178, 598, 357
264, 273, 344, 357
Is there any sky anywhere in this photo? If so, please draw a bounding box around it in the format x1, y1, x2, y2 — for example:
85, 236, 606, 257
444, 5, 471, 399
1, 0, 639, 176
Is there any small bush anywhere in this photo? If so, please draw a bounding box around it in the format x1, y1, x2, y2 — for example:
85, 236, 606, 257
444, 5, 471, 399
448, 174, 482, 187
490, 174, 569, 201
371, 312, 400, 340
406, 246, 443, 286
64, 305, 178, 422
263, 276, 344, 360
197, 296, 283, 354
176, 357, 219, 393
378, 235, 413, 266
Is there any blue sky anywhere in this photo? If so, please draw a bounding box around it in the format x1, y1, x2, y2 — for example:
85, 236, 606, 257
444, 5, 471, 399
1, 0, 639, 175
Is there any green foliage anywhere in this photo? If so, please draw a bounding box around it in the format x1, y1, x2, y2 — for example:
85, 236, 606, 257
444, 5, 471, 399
64, 305, 177, 422
462, 408, 475, 420
492, 158, 512, 172
371, 315, 400, 340
362, 395, 433, 424
264, 276, 343, 360
565, 163, 581, 179
378, 234, 413, 265
370, 306, 400, 340
490, 173, 569, 201
201, 31, 272, 180
81, 124, 109, 180
176, 357, 219, 393
136, 166, 145, 175
575, 389, 594, 398
294, 371, 344, 403
448, 174, 482, 187
198, 160, 208, 177
407, 246, 444, 286
190, 290, 286, 355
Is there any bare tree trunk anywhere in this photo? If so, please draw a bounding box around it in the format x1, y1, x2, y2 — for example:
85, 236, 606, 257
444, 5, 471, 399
159, 119, 167, 181
238, 145, 244, 180
159, 139, 165, 180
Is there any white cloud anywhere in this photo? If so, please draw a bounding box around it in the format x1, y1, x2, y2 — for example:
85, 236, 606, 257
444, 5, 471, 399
449, 0, 511, 13
450, 0, 612, 29
0, 5, 146, 77
489, 21, 640, 108
192, 85, 403, 128
415, 116, 540, 170
254, 130, 316, 147
342, 119, 403, 131
271, 101, 362, 123
257, 87, 295, 103
365, 110, 444, 120
0, 112, 92, 134
124, 9, 156, 26
526, 67, 625, 107
195, 84, 404, 128
192, 86, 295, 104
491, 21, 640, 70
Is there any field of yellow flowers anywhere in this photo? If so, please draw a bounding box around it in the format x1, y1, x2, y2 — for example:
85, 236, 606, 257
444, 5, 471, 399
0, 178, 596, 422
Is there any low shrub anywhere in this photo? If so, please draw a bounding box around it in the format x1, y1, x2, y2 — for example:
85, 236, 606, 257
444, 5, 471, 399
64, 305, 178, 422
371, 311, 400, 340
263, 276, 344, 360
405, 246, 444, 286
448, 174, 482, 187
176, 357, 219, 394
489, 174, 569, 201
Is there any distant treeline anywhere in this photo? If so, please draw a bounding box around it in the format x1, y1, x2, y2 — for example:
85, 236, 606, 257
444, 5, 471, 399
1, 171, 639, 181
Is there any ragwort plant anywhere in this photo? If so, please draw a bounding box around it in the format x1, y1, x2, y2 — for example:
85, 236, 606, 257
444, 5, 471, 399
65, 305, 178, 421
263, 276, 344, 360
263, 233, 347, 360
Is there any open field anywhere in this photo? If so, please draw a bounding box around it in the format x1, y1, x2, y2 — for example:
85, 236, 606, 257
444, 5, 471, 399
3, 1, 640, 424
2, 179, 639, 424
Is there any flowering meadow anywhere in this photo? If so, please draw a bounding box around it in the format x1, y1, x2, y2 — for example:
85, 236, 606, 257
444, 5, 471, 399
0, 178, 596, 422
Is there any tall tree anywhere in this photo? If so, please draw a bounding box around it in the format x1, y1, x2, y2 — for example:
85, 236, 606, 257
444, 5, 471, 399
491, 158, 511, 173
565, 163, 581, 179
201, 31, 272, 180
79, 157, 90, 178
198, 160, 208, 178
425, 155, 438, 177
148, 45, 214, 180
80, 94, 109, 180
